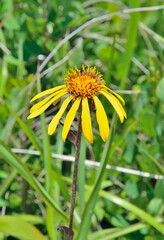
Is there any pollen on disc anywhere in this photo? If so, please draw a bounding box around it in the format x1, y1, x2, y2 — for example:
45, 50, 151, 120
64, 65, 105, 98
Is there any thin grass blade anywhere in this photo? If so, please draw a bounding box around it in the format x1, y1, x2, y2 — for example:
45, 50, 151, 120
120, 0, 140, 90
4, 102, 42, 153
0, 216, 47, 240
99, 190, 164, 235
0, 140, 68, 221
76, 114, 116, 239
90, 223, 146, 240
78, 134, 86, 215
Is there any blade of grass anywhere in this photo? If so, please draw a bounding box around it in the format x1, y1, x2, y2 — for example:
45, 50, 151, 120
0, 93, 26, 141
120, 0, 140, 90
0, 55, 8, 97
3, 100, 69, 201
62, 176, 163, 237
110, 120, 136, 157
99, 190, 164, 235
52, 161, 70, 202
18, 215, 44, 225
0, 216, 47, 240
104, 34, 116, 86
0, 140, 68, 222
76, 113, 117, 240
0, 142, 34, 185
91, 223, 146, 240
139, 22, 164, 44
78, 134, 87, 215
37, 63, 55, 240
52, 125, 66, 238
0, 154, 30, 198
54, 125, 64, 204
137, 143, 164, 175
89, 228, 120, 240
16, 38, 24, 80
3, 101, 42, 153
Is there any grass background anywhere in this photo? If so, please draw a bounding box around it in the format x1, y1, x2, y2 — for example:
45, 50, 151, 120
0, 0, 164, 239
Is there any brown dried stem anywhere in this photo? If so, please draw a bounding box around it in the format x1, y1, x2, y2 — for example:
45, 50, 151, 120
69, 114, 82, 233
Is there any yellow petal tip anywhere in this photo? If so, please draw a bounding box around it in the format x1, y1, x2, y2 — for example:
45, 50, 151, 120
48, 130, 53, 135
62, 136, 66, 142
30, 98, 35, 103
48, 125, 55, 135
87, 137, 93, 144
27, 115, 32, 119
102, 136, 108, 142
121, 99, 125, 106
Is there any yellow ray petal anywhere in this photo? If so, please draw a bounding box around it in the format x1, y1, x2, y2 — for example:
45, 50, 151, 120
52, 98, 60, 106
48, 95, 74, 135
103, 86, 125, 105
100, 90, 127, 123
30, 85, 66, 102
27, 90, 67, 119
30, 89, 65, 114
62, 97, 81, 142
81, 97, 93, 144
93, 96, 109, 142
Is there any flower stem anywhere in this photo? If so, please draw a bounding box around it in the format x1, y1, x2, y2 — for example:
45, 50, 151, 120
69, 114, 82, 234
57, 115, 82, 239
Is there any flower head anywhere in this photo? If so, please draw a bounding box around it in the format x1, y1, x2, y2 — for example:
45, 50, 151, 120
28, 65, 126, 143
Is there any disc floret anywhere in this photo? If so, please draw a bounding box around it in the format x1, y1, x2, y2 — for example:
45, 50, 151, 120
64, 65, 105, 98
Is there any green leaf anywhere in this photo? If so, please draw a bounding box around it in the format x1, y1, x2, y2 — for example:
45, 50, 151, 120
76, 114, 116, 239
111, 213, 129, 227
0, 154, 30, 198
69, 47, 84, 68
125, 181, 139, 198
156, 78, 164, 101
52, 162, 70, 202
0, 55, 8, 97
155, 179, 164, 199
5, 54, 19, 65
120, 0, 140, 90
145, 235, 164, 240
89, 228, 119, 240
8, 193, 22, 208
37, 69, 55, 239
0, 140, 68, 222
90, 223, 146, 240
98, 46, 111, 63
124, 132, 136, 163
78, 134, 87, 215
139, 107, 156, 137
99, 190, 164, 235
4, 102, 42, 153
19, 215, 44, 225
138, 144, 164, 175
5, 17, 20, 30
0, 141, 33, 185
0, 216, 47, 240
147, 198, 163, 215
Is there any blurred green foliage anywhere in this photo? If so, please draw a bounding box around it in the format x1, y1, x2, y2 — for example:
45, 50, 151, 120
0, 0, 164, 239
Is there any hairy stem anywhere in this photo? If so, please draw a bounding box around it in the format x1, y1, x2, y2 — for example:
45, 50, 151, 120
69, 115, 82, 231
57, 115, 82, 239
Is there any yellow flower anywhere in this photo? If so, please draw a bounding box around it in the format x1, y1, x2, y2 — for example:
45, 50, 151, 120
28, 65, 126, 143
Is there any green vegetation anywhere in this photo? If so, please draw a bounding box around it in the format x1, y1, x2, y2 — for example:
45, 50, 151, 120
0, 0, 164, 239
